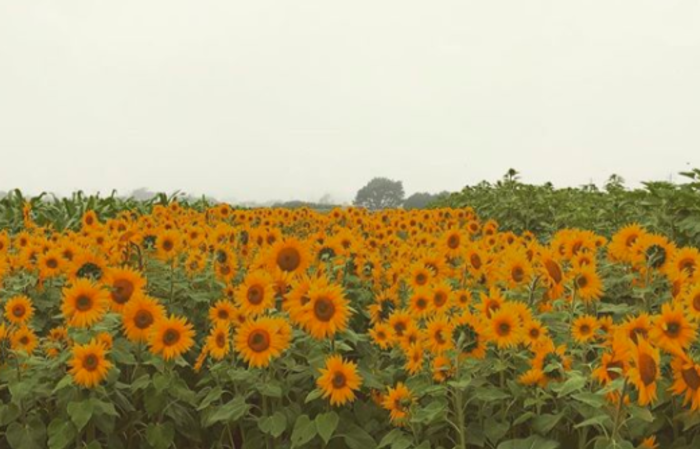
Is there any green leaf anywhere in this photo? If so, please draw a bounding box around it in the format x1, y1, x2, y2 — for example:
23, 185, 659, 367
574, 414, 611, 429
305, 389, 323, 403
474, 387, 510, 402
572, 392, 607, 408
532, 413, 563, 435
316, 411, 339, 444
291, 415, 317, 448
378, 428, 404, 448
484, 418, 509, 444
68, 400, 94, 432
48, 419, 76, 449
197, 386, 223, 411
556, 375, 586, 397
206, 396, 249, 427
52, 375, 74, 394
258, 382, 283, 398
628, 406, 654, 423
146, 422, 175, 449
342, 423, 377, 449
497, 435, 560, 449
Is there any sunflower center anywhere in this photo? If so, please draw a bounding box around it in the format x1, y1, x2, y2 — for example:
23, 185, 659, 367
276, 247, 301, 272
112, 279, 135, 304
434, 292, 447, 307
544, 260, 562, 284
134, 310, 154, 329
497, 322, 511, 337
447, 235, 460, 249
393, 322, 406, 337
512, 266, 525, 283
46, 258, 59, 269
163, 328, 181, 346
314, 298, 336, 322
415, 273, 427, 285
20, 336, 29, 345
434, 330, 446, 345
12, 305, 26, 318
630, 327, 648, 344
83, 354, 99, 372
682, 367, 700, 390
416, 298, 427, 310
680, 258, 696, 276
248, 330, 270, 353
694, 294, 700, 312
665, 321, 681, 338
576, 275, 588, 289
529, 328, 540, 339
625, 234, 638, 248
217, 309, 230, 320
162, 239, 174, 251
580, 324, 591, 335
215, 333, 226, 348
247, 285, 265, 305
638, 353, 658, 386
470, 254, 482, 269
332, 372, 347, 389
76, 295, 93, 312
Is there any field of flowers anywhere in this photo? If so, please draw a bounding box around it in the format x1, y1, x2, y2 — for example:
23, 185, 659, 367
1, 197, 700, 449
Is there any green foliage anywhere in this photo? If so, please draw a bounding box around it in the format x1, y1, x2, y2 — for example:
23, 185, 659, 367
432, 168, 700, 245
354, 178, 405, 210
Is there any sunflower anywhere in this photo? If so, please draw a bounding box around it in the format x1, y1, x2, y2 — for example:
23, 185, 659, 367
408, 264, 432, 289
61, 279, 109, 328
236, 270, 275, 317
387, 310, 413, 340
432, 355, 454, 383
404, 343, 425, 375
519, 368, 545, 387
148, 315, 195, 360
155, 229, 182, 262
299, 283, 351, 340
667, 351, 700, 411
382, 383, 414, 426
522, 318, 548, 348
267, 238, 311, 275
408, 288, 432, 318
206, 322, 231, 360
104, 267, 146, 312
608, 224, 646, 262
425, 317, 453, 355
532, 340, 570, 385
122, 295, 166, 342
619, 313, 653, 345
572, 315, 599, 344
234, 316, 290, 368
669, 247, 700, 283
451, 312, 487, 359
317, 355, 362, 406
592, 349, 629, 385
37, 249, 64, 279
4, 295, 34, 325
487, 305, 524, 349
369, 323, 393, 349
685, 284, 700, 319
442, 229, 465, 257
209, 299, 237, 324
68, 339, 112, 388
500, 250, 532, 288
572, 266, 603, 302
10, 326, 38, 354
650, 303, 697, 353
627, 337, 660, 406
68, 251, 107, 281
367, 291, 397, 324
477, 287, 505, 319
431, 282, 453, 314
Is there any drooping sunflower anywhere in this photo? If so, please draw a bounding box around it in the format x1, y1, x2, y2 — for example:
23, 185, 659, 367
61, 279, 109, 328
104, 267, 146, 312
267, 237, 311, 276
122, 295, 166, 342
627, 337, 661, 406
68, 339, 112, 388
4, 295, 34, 325
572, 315, 600, 344
670, 351, 700, 411
234, 316, 290, 368
317, 355, 363, 406
382, 383, 414, 426
206, 322, 231, 360
531, 340, 570, 385
432, 355, 454, 383
451, 312, 487, 359
148, 315, 196, 360
68, 250, 108, 281
235, 270, 275, 317
650, 303, 697, 353
487, 305, 524, 349
299, 283, 351, 340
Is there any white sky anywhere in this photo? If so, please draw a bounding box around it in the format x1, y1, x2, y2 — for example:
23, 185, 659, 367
1, 1, 699, 203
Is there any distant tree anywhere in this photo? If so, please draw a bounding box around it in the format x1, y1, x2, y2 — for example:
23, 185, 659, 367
403, 192, 436, 210
318, 193, 334, 205
130, 188, 156, 201
354, 177, 405, 210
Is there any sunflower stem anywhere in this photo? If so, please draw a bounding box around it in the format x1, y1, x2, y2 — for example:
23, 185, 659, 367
611, 378, 629, 442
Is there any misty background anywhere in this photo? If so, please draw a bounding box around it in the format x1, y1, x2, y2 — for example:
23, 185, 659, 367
1, 1, 699, 206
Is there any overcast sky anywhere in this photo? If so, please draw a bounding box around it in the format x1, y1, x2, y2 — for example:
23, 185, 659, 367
1, 1, 699, 203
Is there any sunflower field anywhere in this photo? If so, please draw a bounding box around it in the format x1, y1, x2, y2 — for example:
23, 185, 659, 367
2, 196, 700, 449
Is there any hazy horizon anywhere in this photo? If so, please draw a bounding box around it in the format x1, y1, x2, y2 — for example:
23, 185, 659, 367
2, 1, 699, 203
